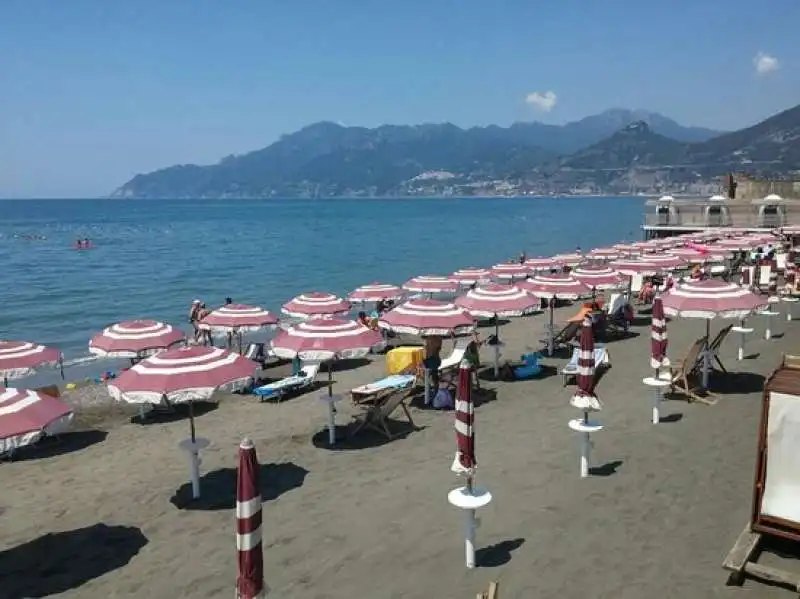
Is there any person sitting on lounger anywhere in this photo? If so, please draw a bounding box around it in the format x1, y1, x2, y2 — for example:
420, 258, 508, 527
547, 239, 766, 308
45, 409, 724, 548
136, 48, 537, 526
638, 279, 655, 304
357, 311, 379, 331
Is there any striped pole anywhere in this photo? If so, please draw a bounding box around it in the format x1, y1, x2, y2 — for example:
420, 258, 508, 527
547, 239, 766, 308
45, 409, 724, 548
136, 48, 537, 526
236, 438, 266, 599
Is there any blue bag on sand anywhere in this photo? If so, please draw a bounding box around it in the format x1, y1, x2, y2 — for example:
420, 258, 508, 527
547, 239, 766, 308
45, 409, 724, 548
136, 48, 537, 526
432, 387, 454, 409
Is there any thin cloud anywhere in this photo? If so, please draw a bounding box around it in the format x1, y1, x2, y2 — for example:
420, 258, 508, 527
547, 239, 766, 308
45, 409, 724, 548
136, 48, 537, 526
754, 52, 779, 75
524, 91, 557, 112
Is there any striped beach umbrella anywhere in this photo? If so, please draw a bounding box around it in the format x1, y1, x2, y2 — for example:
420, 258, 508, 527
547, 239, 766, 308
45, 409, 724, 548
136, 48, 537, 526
402, 275, 459, 294
270, 318, 383, 362
650, 296, 669, 371
0, 386, 74, 455
0, 340, 63, 385
89, 320, 186, 359
491, 262, 530, 281
551, 252, 584, 267
571, 265, 625, 291
588, 247, 620, 261
236, 437, 265, 599
518, 274, 591, 300
646, 253, 688, 271
451, 268, 493, 286
455, 284, 539, 318
569, 317, 602, 416
523, 257, 562, 273
198, 305, 279, 333
379, 299, 475, 337
451, 362, 475, 474
281, 292, 351, 319
609, 258, 660, 277
348, 282, 404, 303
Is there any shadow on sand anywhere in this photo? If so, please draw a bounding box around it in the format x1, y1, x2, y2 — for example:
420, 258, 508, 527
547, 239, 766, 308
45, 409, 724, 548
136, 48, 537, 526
170, 462, 308, 510
589, 460, 623, 477
476, 537, 525, 568
0, 523, 147, 599
311, 421, 425, 450
6, 430, 108, 461
476, 364, 559, 383
130, 400, 218, 426
709, 371, 766, 395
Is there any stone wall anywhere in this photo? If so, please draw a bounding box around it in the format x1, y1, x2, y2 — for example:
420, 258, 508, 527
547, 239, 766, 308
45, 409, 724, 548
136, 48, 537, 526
733, 178, 800, 201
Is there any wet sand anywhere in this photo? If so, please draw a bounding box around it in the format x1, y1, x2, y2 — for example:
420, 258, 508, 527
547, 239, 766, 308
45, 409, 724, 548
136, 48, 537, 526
1, 302, 799, 598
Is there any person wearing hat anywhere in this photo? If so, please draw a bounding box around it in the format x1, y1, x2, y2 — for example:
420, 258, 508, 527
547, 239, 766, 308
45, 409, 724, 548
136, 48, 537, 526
189, 299, 202, 343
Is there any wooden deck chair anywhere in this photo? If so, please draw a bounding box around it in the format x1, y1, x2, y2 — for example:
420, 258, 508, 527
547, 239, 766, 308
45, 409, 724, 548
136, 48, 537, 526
350, 387, 417, 440
542, 320, 581, 352
696, 323, 733, 374
668, 337, 716, 404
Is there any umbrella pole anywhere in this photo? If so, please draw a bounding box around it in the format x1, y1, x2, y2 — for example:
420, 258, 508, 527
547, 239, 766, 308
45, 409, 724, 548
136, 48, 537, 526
493, 314, 501, 379
548, 300, 555, 356
323, 361, 339, 446
183, 400, 203, 499
702, 320, 711, 389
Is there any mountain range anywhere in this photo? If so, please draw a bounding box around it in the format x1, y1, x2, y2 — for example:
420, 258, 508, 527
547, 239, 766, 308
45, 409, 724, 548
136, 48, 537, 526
112, 105, 800, 198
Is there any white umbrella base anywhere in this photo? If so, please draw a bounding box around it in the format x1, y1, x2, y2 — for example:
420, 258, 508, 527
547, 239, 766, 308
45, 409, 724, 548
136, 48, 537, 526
178, 437, 210, 499
448, 487, 493, 569
568, 419, 603, 478
643, 376, 671, 424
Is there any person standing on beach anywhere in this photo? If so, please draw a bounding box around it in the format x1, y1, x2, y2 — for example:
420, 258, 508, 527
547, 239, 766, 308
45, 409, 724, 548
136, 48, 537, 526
188, 300, 201, 343
196, 303, 213, 346
424, 335, 443, 403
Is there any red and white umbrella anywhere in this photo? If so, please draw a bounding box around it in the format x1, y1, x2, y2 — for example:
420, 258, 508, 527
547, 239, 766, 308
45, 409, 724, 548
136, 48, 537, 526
569, 317, 602, 415
524, 257, 562, 273
662, 279, 767, 388
646, 253, 688, 271
281, 292, 351, 319
89, 320, 186, 359
491, 263, 530, 281
571, 265, 625, 290
0, 340, 63, 383
379, 299, 475, 337
650, 296, 669, 370
667, 247, 727, 263
451, 268, 493, 286
551, 252, 584, 267
609, 258, 660, 277
108, 346, 256, 405
198, 304, 279, 333
455, 284, 538, 318
518, 274, 592, 300
236, 437, 265, 599
348, 282, 404, 303
712, 237, 758, 251
612, 243, 638, 255
402, 275, 459, 294
0, 386, 74, 455
452, 362, 475, 475
271, 318, 383, 362
588, 247, 620, 261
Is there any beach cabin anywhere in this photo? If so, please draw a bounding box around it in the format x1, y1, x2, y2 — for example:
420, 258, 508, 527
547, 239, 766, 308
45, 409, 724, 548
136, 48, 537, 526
703, 195, 731, 227
753, 193, 786, 229
654, 195, 679, 226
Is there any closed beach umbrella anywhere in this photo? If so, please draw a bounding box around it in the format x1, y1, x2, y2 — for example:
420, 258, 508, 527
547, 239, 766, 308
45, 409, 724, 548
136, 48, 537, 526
0, 386, 74, 455
0, 340, 63, 386
490, 263, 530, 281
281, 292, 351, 319
524, 257, 562, 273
650, 296, 669, 371
456, 284, 539, 376
379, 299, 475, 337
198, 305, 278, 332
571, 265, 625, 291
348, 282, 404, 303
451, 268, 493, 286
661, 279, 767, 388
452, 362, 475, 474
402, 275, 458, 294
271, 318, 383, 362
236, 437, 265, 599
569, 317, 602, 417
89, 320, 186, 360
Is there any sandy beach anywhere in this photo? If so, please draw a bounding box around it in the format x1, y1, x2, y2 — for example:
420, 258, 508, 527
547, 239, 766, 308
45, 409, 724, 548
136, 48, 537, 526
2, 302, 799, 599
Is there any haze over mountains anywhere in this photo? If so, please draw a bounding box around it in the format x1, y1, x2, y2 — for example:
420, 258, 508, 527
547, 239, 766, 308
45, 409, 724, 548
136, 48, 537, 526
113, 105, 800, 198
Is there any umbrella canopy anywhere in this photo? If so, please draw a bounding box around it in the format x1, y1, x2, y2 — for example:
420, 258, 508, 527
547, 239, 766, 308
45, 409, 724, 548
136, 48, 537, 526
569, 317, 602, 413
455, 284, 538, 318
518, 274, 592, 300
645, 253, 688, 271
198, 305, 278, 332
524, 257, 562, 273
712, 237, 759, 251
0, 386, 74, 454
551, 252, 584, 266
379, 299, 475, 337
661, 279, 768, 320
348, 282, 404, 303
402, 275, 458, 294
281, 292, 351, 319
609, 258, 660, 277
451, 362, 475, 474
588, 247, 620, 261
667, 247, 727, 263
451, 268, 493, 286
89, 320, 186, 359
107, 346, 256, 404
571, 265, 625, 290
612, 243, 638, 255
236, 437, 265, 599
490, 263, 530, 281
271, 318, 383, 362
650, 296, 669, 369
0, 340, 63, 381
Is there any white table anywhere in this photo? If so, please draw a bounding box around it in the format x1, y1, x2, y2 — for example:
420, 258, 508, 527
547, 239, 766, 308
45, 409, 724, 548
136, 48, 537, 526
782, 296, 799, 321
642, 376, 671, 424
760, 310, 780, 340
568, 418, 603, 478
731, 325, 754, 361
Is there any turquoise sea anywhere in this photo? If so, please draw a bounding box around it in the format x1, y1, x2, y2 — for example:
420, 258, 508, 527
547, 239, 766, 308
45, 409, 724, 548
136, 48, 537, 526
1, 197, 646, 381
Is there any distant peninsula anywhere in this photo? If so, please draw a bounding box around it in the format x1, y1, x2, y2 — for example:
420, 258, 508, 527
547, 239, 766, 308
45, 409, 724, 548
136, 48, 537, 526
112, 104, 800, 199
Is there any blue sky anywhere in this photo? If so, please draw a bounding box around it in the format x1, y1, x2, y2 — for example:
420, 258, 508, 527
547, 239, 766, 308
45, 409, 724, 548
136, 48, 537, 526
1, 0, 798, 198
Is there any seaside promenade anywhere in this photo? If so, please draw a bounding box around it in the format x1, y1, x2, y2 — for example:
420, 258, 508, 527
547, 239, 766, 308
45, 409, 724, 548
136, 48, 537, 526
1, 299, 798, 598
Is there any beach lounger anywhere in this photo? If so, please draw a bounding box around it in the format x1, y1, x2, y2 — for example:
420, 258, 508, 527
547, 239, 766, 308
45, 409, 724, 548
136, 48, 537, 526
350, 373, 417, 405
252, 362, 320, 402
349, 387, 417, 440
438, 337, 472, 373
541, 321, 581, 353
696, 324, 733, 374
668, 337, 714, 404
561, 345, 610, 386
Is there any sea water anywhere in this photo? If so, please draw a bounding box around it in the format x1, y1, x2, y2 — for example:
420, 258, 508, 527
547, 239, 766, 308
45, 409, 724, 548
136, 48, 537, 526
0, 197, 646, 382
